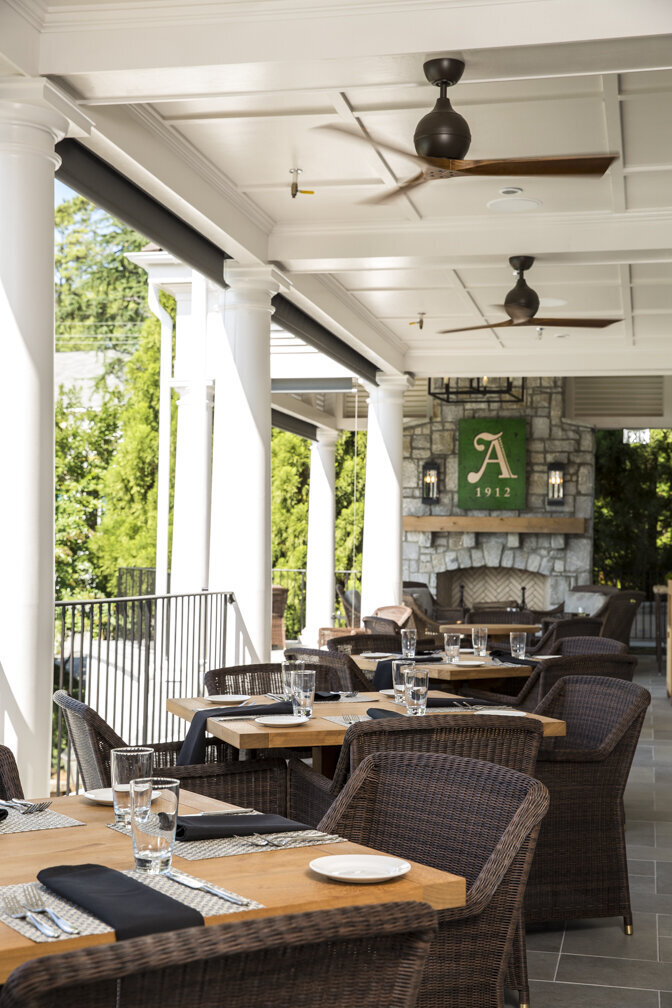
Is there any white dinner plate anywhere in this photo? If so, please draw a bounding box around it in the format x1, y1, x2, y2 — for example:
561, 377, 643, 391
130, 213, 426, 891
309, 854, 411, 884
360, 652, 397, 659
206, 694, 251, 704
455, 660, 488, 667
475, 708, 525, 716
379, 688, 397, 697
82, 788, 161, 805
255, 715, 310, 727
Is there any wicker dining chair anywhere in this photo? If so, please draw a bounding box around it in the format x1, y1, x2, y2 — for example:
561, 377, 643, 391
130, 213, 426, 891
466, 653, 637, 712
526, 675, 651, 930
319, 751, 549, 1008
556, 635, 628, 656
203, 659, 357, 695
466, 609, 535, 624
0, 746, 23, 801
52, 691, 287, 811
0, 901, 437, 1008
282, 647, 371, 691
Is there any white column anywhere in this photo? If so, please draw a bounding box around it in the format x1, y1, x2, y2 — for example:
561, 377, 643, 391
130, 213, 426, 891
0, 93, 69, 793
361, 374, 412, 619
302, 429, 339, 647
209, 265, 287, 662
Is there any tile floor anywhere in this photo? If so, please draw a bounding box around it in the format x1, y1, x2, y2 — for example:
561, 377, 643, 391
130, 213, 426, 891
506, 654, 671, 1007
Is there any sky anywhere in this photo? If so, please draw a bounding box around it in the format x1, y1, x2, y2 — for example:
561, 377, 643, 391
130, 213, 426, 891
55, 179, 76, 206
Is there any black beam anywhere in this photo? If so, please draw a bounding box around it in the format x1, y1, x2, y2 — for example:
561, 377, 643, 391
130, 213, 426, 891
271, 409, 318, 441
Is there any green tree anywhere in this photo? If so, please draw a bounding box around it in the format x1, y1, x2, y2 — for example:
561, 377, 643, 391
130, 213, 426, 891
593, 429, 672, 593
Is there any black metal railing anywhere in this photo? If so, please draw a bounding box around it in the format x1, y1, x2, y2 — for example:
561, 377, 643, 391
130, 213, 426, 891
53, 590, 233, 794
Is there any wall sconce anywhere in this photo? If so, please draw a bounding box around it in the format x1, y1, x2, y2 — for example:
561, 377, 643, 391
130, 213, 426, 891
422, 460, 440, 504
547, 462, 565, 506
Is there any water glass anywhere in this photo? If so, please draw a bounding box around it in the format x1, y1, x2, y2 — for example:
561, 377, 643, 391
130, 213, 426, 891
472, 626, 488, 657
281, 659, 304, 700
444, 632, 461, 663
392, 660, 414, 704
404, 667, 429, 716
111, 747, 153, 826
510, 632, 527, 659
291, 668, 316, 719
130, 777, 179, 874
400, 628, 417, 658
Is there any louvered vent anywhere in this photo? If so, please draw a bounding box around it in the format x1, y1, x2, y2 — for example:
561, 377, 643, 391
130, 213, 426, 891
570, 376, 664, 418
342, 379, 430, 421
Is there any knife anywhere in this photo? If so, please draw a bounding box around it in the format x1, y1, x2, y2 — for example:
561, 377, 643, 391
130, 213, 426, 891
165, 869, 251, 907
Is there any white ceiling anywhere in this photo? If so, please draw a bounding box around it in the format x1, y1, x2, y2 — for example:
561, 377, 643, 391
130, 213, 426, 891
2, 0, 672, 381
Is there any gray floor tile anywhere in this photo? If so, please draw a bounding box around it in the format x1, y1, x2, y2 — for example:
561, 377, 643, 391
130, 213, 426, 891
526, 923, 565, 952
659, 915, 672, 938
658, 824, 672, 847
660, 938, 672, 962
561, 913, 658, 960
629, 860, 655, 876
556, 954, 672, 990
658, 863, 672, 894
628, 821, 657, 846
527, 980, 659, 1007
661, 992, 672, 1007
527, 950, 559, 980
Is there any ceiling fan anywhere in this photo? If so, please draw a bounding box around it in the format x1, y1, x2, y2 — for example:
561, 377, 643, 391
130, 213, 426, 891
320, 57, 617, 204
438, 256, 622, 334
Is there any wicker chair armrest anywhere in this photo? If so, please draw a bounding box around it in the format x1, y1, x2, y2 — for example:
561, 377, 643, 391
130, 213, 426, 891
149, 739, 235, 767
448, 781, 549, 919
287, 758, 336, 827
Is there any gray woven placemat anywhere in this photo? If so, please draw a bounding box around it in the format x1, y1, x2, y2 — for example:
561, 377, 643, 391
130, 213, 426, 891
323, 714, 371, 726
0, 872, 262, 943
108, 821, 344, 859
0, 808, 84, 834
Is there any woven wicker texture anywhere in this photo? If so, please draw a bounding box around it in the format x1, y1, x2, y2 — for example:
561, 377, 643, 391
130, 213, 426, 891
0, 902, 437, 1008
467, 653, 637, 712
283, 648, 371, 690
52, 691, 287, 812
319, 752, 549, 1008
594, 590, 645, 644
557, 635, 628, 656
0, 747, 23, 801
526, 675, 651, 926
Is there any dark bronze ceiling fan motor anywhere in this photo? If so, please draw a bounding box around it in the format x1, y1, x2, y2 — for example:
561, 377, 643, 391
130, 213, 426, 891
414, 58, 472, 159
504, 255, 540, 321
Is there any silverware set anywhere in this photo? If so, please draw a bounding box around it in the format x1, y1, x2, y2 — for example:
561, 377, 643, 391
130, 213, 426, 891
0, 798, 52, 815
3, 884, 79, 938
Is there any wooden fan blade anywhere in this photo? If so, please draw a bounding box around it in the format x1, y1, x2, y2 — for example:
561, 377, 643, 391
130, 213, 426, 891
360, 172, 427, 204
519, 316, 622, 328
315, 123, 425, 165
491, 303, 532, 324
437, 320, 514, 334
440, 153, 618, 177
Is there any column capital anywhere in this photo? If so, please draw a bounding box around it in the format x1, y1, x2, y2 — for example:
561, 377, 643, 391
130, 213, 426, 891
365, 372, 414, 404
223, 263, 291, 313
316, 428, 339, 448
0, 78, 93, 151
170, 379, 215, 405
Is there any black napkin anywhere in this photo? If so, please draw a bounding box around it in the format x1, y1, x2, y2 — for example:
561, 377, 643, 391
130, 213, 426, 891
373, 654, 445, 690
37, 864, 203, 940
175, 812, 310, 842
177, 702, 292, 765
0, 808, 7, 824
315, 691, 341, 702
489, 649, 539, 667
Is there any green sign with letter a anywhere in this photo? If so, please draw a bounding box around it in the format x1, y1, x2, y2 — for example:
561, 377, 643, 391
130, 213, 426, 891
458, 417, 526, 510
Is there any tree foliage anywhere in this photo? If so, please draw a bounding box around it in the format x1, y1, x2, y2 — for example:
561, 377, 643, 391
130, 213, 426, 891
593, 429, 672, 594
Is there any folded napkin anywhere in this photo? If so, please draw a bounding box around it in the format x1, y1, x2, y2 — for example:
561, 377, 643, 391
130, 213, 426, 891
0, 808, 7, 824
177, 702, 292, 765
315, 690, 341, 702
489, 649, 539, 667
175, 812, 310, 842
373, 654, 445, 690
38, 864, 203, 940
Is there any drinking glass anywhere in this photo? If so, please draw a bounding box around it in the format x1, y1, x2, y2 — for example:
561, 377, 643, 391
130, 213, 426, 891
130, 777, 179, 874
444, 632, 461, 663
510, 632, 527, 659
111, 747, 153, 826
281, 659, 304, 700
291, 669, 316, 719
472, 626, 488, 657
404, 667, 429, 716
392, 660, 414, 704
400, 628, 417, 659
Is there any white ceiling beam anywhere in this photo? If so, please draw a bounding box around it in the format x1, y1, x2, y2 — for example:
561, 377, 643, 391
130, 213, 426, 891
619, 263, 635, 346
406, 344, 672, 378
271, 394, 340, 431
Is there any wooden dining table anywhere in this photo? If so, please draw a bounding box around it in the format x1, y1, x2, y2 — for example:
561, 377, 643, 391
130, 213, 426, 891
0, 790, 466, 982
167, 691, 566, 776
351, 653, 534, 683
438, 622, 541, 637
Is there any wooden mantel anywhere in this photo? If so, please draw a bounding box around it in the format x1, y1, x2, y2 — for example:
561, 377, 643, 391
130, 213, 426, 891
403, 516, 586, 534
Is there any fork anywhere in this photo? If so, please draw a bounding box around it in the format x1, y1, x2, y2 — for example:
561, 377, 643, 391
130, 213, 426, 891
0, 799, 52, 815
3, 892, 59, 938
21, 884, 79, 935
251, 833, 287, 848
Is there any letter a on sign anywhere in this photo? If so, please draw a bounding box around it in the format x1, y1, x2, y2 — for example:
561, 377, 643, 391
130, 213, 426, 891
458, 418, 526, 510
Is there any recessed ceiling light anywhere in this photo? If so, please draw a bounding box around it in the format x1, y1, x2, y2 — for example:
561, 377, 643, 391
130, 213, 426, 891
499, 186, 523, 196
486, 196, 542, 213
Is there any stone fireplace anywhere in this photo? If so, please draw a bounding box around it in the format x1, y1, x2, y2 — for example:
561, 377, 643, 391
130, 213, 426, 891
402, 377, 594, 609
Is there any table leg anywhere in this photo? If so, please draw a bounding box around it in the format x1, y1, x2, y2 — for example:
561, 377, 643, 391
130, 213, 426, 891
312, 746, 340, 779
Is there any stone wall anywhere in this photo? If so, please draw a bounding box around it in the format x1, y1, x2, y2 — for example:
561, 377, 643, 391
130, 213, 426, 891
402, 377, 595, 607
